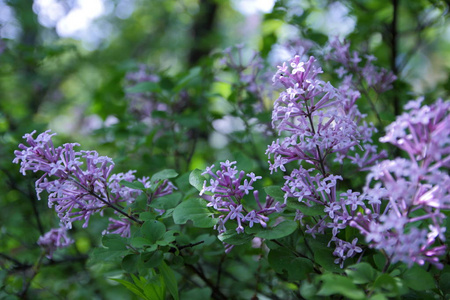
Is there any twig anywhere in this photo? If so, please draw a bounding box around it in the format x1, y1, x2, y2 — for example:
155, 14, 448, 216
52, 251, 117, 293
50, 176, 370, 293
0, 252, 28, 268
177, 240, 204, 251
2, 168, 44, 235
216, 254, 226, 289
185, 263, 228, 300
72, 180, 143, 225
391, 0, 400, 117
18, 253, 44, 299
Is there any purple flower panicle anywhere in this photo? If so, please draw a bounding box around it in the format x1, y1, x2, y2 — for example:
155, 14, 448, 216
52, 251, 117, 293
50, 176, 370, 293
267, 54, 387, 266
351, 99, 450, 268
13, 130, 143, 229
37, 227, 73, 259
102, 218, 132, 238
14, 131, 175, 241
201, 160, 285, 238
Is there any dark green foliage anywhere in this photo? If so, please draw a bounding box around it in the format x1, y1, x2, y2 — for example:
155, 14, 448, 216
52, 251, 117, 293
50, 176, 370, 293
1, 0, 449, 299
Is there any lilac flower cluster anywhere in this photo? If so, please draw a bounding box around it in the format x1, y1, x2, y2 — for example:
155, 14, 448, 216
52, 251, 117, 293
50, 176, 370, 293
268, 55, 365, 173
14, 130, 176, 248
125, 65, 169, 124
37, 226, 73, 259
326, 37, 396, 94
220, 45, 275, 113
200, 160, 285, 251
267, 54, 390, 266
325, 38, 395, 169
351, 98, 450, 268
14, 131, 136, 230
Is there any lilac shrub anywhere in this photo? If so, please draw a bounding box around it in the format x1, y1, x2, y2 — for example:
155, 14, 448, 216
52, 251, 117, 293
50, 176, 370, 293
351, 98, 450, 268
198, 46, 449, 271
265, 51, 449, 268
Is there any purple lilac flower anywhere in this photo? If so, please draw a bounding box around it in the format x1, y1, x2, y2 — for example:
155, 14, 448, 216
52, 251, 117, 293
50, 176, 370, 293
37, 226, 73, 259
125, 65, 170, 127
200, 160, 285, 238
221, 45, 267, 103
267, 55, 369, 174
326, 37, 396, 94
102, 218, 132, 238
325, 38, 396, 170
267, 54, 390, 266
351, 99, 450, 268
13, 131, 142, 229
13, 131, 177, 237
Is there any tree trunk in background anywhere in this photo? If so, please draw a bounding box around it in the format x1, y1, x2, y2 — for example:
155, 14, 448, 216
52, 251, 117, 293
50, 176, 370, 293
188, 0, 218, 66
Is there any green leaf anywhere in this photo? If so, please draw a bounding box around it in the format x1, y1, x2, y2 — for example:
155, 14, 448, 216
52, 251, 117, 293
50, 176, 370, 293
131, 237, 154, 248
174, 67, 201, 92
89, 247, 128, 263
102, 235, 127, 250
368, 294, 388, 300
126, 81, 161, 93
159, 261, 179, 300
264, 185, 284, 201
189, 169, 205, 192
439, 272, 450, 294
142, 220, 166, 243
373, 253, 386, 271
131, 193, 149, 210
150, 192, 182, 210
139, 212, 156, 221
345, 263, 378, 284
268, 247, 313, 281
286, 199, 324, 216
172, 198, 216, 228
142, 274, 166, 300
402, 265, 435, 291
151, 169, 179, 182
162, 230, 178, 244
175, 172, 191, 191
308, 237, 343, 273
256, 220, 298, 240
173, 115, 202, 128
180, 287, 212, 300
299, 280, 318, 299
110, 278, 149, 300
141, 250, 164, 269
122, 254, 140, 273
119, 180, 147, 190
218, 230, 254, 245
317, 273, 365, 300
372, 274, 399, 296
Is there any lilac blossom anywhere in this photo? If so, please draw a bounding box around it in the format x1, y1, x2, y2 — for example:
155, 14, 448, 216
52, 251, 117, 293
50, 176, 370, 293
102, 218, 132, 238
13, 130, 142, 229
351, 99, 450, 268
125, 64, 168, 123
37, 226, 73, 259
200, 160, 285, 239
266, 55, 382, 175
221, 45, 266, 101
267, 54, 389, 267
326, 37, 396, 94
13, 131, 175, 239
325, 37, 395, 169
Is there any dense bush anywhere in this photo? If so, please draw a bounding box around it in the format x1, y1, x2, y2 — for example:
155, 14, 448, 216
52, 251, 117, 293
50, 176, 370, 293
1, 1, 450, 299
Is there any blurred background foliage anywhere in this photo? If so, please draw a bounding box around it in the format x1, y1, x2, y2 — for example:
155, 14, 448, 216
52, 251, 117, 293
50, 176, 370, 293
1, 0, 450, 298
